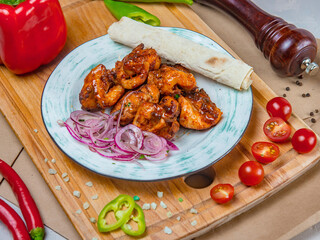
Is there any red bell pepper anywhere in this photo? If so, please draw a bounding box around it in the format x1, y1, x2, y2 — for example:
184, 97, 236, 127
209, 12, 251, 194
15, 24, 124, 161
0, 0, 67, 74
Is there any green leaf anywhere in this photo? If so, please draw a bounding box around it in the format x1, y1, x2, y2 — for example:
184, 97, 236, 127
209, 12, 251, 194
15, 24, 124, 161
0, 0, 26, 5
117, 0, 193, 5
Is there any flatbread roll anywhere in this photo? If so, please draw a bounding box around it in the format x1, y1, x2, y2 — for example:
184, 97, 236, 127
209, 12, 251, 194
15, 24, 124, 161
108, 17, 253, 90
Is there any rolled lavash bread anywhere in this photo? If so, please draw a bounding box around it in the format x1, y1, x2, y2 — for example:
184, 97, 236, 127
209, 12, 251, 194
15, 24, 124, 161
108, 17, 253, 90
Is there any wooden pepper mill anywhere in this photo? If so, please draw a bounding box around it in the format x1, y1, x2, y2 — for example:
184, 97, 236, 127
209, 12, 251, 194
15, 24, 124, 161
195, 0, 319, 76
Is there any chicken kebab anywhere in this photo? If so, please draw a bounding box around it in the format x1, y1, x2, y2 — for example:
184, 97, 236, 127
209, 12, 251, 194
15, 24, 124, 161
79, 43, 222, 140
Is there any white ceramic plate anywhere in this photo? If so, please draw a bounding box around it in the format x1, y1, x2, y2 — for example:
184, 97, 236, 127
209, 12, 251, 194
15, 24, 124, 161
41, 27, 253, 181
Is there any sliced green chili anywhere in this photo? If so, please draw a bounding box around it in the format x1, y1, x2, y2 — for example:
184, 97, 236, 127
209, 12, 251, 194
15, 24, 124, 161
104, 0, 161, 26
116, 203, 146, 236
97, 194, 135, 232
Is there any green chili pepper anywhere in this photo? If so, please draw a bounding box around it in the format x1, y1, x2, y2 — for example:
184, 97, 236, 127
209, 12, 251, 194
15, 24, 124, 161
118, 0, 193, 5
104, 0, 161, 26
116, 203, 146, 236
97, 194, 135, 232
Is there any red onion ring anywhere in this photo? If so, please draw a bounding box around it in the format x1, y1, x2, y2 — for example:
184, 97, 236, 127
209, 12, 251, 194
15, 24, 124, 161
58, 110, 179, 164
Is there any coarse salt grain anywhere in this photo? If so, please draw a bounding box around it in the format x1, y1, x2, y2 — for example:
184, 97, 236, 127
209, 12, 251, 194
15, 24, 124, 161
48, 169, 57, 175
151, 202, 157, 210
44, 158, 48, 163
86, 181, 93, 187
160, 201, 167, 209
34, 129, 38, 133
83, 202, 90, 210
190, 208, 198, 214
90, 217, 96, 223
157, 191, 163, 198
76, 209, 82, 214
51, 159, 56, 164
91, 194, 99, 200
55, 186, 61, 191
92, 238, 98, 240
164, 226, 172, 235
142, 203, 151, 210
73, 191, 81, 198
63, 177, 70, 182
176, 216, 181, 221
61, 172, 68, 178
191, 220, 197, 226
167, 211, 173, 218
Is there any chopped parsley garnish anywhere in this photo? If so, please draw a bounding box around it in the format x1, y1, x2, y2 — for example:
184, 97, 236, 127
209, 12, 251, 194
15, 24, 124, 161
78, 119, 85, 122
125, 102, 132, 107
139, 155, 145, 159
174, 94, 180, 99
104, 137, 109, 140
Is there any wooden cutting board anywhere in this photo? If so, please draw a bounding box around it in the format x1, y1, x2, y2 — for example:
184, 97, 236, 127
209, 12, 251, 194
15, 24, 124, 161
0, 1, 319, 239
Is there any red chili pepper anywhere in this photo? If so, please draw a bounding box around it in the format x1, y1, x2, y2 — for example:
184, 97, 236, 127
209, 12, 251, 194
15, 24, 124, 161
0, 198, 31, 240
0, 160, 44, 240
0, 0, 67, 74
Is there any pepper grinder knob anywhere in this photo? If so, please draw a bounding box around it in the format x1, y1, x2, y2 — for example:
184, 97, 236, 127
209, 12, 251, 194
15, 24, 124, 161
301, 58, 319, 76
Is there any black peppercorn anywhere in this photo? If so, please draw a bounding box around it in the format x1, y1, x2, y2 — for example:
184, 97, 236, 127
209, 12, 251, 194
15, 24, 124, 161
298, 82, 303, 86
311, 118, 316, 123
298, 75, 303, 79
315, 109, 319, 113
306, 93, 310, 97
310, 112, 314, 116
285, 87, 290, 91
302, 93, 306, 97
283, 94, 287, 97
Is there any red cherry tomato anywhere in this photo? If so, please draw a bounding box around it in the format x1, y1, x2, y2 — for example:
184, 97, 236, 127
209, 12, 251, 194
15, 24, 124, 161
291, 128, 317, 153
266, 97, 292, 121
263, 117, 291, 142
238, 161, 264, 186
210, 184, 234, 204
251, 142, 280, 164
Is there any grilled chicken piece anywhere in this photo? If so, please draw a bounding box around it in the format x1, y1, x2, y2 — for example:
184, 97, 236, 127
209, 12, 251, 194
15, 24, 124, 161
159, 96, 180, 121
79, 64, 125, 111
110, 84, 160, 125
178, 89, 222, 130
147, 64, 197, 95
133, 96, 180, 139
111, 44, 161, 89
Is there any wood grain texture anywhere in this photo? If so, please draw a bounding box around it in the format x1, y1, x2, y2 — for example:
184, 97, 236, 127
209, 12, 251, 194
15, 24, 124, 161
0, 2, 319, 240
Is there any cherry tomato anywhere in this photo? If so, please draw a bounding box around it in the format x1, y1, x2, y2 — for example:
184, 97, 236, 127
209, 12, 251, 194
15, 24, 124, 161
238, 161, 264, 186
251, 142, 280, 164
291, 128, 317, 153
210, 184, 234, 204
263, 117, 291, 142
266, 97, 292, 121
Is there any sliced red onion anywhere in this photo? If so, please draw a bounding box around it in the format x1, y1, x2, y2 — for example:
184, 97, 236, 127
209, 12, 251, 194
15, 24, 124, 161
59, 110, 179, 165
144, 148, 169, 162
166, 139, 179, 151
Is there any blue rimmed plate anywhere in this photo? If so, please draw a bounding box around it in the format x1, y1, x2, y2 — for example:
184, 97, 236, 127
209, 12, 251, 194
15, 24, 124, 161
41, 27, 253, 181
